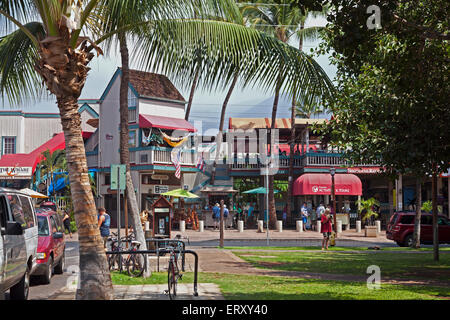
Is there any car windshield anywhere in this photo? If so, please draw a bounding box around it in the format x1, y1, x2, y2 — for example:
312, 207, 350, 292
37, 216, 49, 236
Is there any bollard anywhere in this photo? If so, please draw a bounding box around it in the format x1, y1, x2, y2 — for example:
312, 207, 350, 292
356, 220, 361, 233
296, 220, 301, 232
345, 224, 351, 231
298, 220, 304, 232
257, 220, 264, 233
238, 220, 244, 232
376, 220, 381, 234
199, 220, 204, 232
276, 221, 283, 232
337, 220, 342, 233
316, 220, 321, 233
180, 220, 186, 232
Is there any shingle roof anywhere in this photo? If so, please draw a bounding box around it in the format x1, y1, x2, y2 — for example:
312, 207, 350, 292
122, 69, 185, 102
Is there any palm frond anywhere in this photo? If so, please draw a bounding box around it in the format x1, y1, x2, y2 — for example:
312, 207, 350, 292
0, 21, 45, 104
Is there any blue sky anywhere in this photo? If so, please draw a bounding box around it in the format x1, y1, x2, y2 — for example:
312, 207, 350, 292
1, 15, 335, 123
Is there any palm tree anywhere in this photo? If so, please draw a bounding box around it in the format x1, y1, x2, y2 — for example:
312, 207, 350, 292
39, 149, 66, 195
242, 0, 328, 228
0, 0, 333, 298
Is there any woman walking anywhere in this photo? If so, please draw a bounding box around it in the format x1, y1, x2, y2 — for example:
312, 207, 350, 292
321, 209, 333, 250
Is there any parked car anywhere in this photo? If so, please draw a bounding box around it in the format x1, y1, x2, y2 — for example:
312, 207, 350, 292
0, 188, 39, 300
33, 209, 65, 284
386, 211, 450, 247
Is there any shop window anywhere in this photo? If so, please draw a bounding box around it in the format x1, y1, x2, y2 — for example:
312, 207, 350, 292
2, 136, 16, 155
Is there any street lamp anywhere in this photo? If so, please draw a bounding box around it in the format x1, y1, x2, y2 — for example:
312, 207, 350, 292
330, 168, 337, 235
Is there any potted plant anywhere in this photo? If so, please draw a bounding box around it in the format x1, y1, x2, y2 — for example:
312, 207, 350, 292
357, 198, 380, 237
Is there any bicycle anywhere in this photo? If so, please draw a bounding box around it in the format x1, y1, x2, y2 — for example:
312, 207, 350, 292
124, 240, 147, 278
107, 233, 125, 272
166, 235, 189, 300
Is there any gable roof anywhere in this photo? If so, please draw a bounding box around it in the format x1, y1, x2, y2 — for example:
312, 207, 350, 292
125, 68, 185, 102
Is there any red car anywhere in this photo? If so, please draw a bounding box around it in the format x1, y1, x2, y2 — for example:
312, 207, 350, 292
33, 209, 65, 284
386, 211, 450, 247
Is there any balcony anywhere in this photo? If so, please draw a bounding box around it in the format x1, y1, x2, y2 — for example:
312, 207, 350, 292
230, 152, 378, 170
129, 146, 196, 166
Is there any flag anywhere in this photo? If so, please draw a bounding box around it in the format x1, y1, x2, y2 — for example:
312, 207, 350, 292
171, 148, 182, 179
196, 155, 206, 173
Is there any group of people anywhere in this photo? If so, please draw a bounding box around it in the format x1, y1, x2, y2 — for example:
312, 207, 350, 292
299, 202, 334, 250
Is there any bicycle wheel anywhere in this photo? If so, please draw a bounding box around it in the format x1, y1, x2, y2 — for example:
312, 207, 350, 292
127, 254, 145, 278
168, 261, 177, 300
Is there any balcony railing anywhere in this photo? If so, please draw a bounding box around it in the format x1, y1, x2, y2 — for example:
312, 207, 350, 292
129, 147, 196, 166
230, 153, 378, 170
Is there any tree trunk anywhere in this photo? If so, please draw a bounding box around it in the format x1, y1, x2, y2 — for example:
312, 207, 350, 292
286, 92, 296, 225
210, 72, 239, 185
118, 33, 149, 276
432, 167, 439, 261
185, 64, 200, 121
413, 178, 422, 248
35, 32, 113, 299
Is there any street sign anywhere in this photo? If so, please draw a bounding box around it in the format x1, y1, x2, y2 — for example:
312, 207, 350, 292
110, 164, 126, 190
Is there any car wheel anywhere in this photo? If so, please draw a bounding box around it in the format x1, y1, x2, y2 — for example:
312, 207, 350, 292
54, 253, 65, 275
41, 257, 53, 285
10, 266, 30, 300
404, 234, 414, 247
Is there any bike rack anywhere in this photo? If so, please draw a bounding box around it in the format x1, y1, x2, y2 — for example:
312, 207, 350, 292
145, 238, 187, 272
105, 249, 199, 297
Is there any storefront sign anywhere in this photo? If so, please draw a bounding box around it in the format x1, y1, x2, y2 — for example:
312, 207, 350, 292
151, 174, 169, 181
311, 185, 352, 194
347, 167, 382, 174
154, 185, 169, 194
0, 167, 32, 179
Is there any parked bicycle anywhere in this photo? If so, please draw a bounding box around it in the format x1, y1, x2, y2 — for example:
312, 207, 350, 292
125, 240, 146, 278
166, 235, 189, 300
107, 232, 146, 277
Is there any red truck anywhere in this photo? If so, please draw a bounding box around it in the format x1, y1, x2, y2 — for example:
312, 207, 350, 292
386, 211, 450, 247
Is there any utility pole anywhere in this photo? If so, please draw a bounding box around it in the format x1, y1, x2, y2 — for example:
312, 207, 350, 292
330, 168, 337, 236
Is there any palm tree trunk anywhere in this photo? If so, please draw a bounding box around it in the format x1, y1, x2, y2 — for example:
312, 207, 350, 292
268, 76, 283, 229
286, 92, 296, 225
36, 33, 113, 299
57, 95, 113, 300
118, 33, 149, 274
185, 64, 200, 121
210, 72, 239, 185
413, 177, 422, 248
432, 166, 439, 261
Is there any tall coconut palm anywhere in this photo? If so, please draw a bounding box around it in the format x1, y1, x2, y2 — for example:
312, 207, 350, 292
242, 0, 327, 228
39, 149, 66, 194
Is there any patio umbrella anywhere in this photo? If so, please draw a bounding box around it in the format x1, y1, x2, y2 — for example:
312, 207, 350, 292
242, 187, 279, 194
161, 188, 199, 198
20, 188, 48, 199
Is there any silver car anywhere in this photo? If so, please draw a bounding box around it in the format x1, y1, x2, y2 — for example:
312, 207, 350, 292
0, 188, 38, 300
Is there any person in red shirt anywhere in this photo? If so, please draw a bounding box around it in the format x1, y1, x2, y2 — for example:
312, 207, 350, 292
321, 208, 333, 250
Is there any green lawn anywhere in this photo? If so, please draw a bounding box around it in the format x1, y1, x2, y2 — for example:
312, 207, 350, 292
224, 246, 450, 251
233, 250, 450, 281
110, 271, 450, 300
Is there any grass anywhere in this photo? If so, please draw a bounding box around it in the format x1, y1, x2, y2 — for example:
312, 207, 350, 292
233, 250, 450, 281
110, 271, 450, 300
224, 246, 450, 251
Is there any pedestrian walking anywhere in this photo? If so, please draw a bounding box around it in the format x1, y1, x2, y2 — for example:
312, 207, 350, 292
301, 202, 308, 231
310, 206, 317, 231
321, 208, 333, 251
212, 203, 220, 230
62, 210, 72, 238
97, 207, 111, 248
223, 205, 229, 229
316, 202, 325, 220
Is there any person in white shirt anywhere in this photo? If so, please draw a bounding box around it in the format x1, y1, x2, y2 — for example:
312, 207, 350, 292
301, 202, 308, 231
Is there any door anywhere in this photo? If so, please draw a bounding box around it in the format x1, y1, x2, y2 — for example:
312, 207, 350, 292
49, 216, 62, 263
437, 216, 450, 243
420, 215, 433, 242
3, 195, 27, 287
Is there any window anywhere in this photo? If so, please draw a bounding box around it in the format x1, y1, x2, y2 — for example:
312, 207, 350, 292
2, 136, 16, 155
128, 108, 137, 123
438, 217, 449, 226
9, 195, 25, 228
19, 196, 35, 228
128, 88, 137, 108
37, 216, 49, 236
104, 174, 110, 185
421, 215, 433, 225
49, 216, 58, 233
400, 215, 414, 224
0, 196, 8, 230
129, 130, 137, 148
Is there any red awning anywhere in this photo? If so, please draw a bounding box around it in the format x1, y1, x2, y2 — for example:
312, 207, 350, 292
139, 114, 196, 132
293, 173, 362, 196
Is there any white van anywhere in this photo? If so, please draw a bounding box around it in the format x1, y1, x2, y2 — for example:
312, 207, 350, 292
0, 188, 38, 300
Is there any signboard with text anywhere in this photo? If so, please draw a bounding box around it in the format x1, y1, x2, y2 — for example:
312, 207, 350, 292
0, 167, 32, 179
110, 164, 126, 190
347, 167, 382, 174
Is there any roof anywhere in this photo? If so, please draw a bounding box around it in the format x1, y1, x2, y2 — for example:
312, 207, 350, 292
125, 69, 185, 102
228, 118, 328, 130
139, 114, 196, 132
